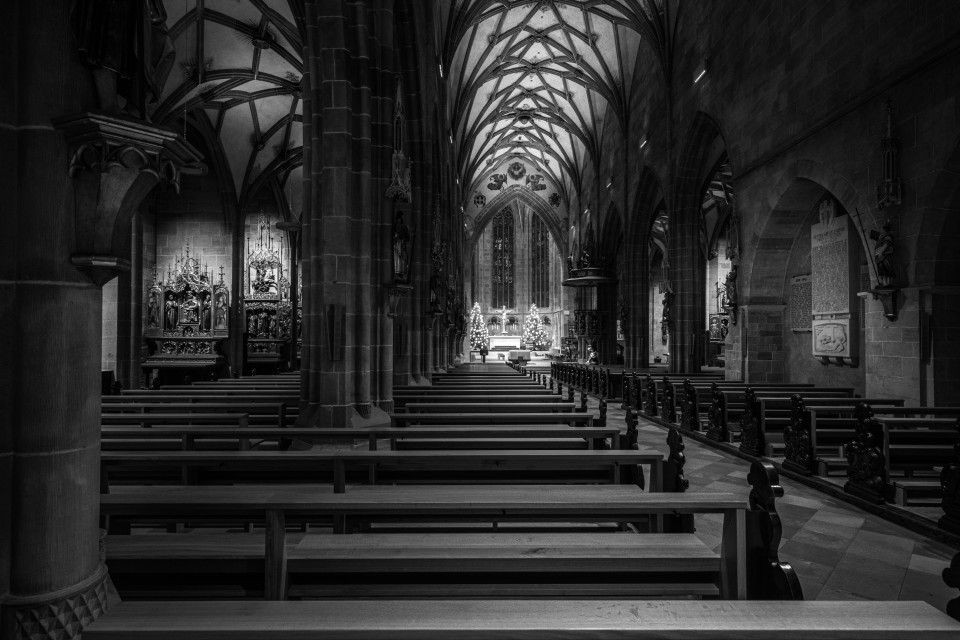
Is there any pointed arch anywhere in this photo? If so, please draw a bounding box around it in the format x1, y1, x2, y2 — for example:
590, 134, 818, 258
467, 185, 565, 256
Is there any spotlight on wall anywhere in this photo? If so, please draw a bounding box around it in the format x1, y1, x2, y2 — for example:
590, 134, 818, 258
639, 136, 648, 150
606, 177, 613, 189
693, 60, 708, 84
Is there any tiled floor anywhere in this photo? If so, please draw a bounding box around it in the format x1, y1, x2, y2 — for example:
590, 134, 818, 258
598, 395, 960, 608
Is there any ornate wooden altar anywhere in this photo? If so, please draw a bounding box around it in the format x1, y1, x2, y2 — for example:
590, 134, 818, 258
142, 246, 229, 383
243, 214, 292, 373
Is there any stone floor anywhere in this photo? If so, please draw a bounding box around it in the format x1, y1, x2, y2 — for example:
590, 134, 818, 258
590, 390, 960, 609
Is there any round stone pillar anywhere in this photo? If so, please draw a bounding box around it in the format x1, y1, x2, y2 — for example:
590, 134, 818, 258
0, 3, 109, 637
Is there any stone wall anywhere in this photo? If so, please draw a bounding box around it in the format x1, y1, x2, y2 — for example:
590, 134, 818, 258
583, 1, 960, 392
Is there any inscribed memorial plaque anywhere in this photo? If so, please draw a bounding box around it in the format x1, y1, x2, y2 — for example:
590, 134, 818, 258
791, 274, 812, 332
811, 213, 852, 315
809, 204, 858, 365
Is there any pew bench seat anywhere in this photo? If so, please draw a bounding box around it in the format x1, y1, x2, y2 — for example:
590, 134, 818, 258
82, 599, 960, 639
390, 412, 594, 427
105, 532, 722, 600
401, 402, 576, 414
100, 449, 661, 491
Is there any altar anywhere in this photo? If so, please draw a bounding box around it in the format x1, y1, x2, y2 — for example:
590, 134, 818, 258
489, 335, 522, 350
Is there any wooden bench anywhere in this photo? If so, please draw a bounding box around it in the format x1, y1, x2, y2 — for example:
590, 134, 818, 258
858, 415, 959, 506
101, 425, 623, 451
100, 412, 250, 428
673, 381, 816, 431
394, 394, 562, 409
402, 402, 576, 414
98, 462, 809, 604
390, 412, 594, 427
101, 402, 287, 428
99, 449, 661, 491
717, 388, 854, 453
104, 531, 724, 599
789, 403, 960, 477
121, 389, 299, 400
82, 599, 960, 639
100, 483, 750, 599
760, 396, 903, 459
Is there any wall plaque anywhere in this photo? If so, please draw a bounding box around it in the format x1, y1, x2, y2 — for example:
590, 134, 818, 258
790, 274, 811, 332
810, 201, 858, 365
812, 318, 852, 358
811, 208, 852, 315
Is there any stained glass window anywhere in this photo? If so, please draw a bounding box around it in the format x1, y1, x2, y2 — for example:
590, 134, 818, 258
531, 214, 550, 307
492, 208, 514, 309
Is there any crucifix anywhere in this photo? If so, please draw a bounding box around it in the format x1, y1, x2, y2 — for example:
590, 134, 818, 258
500, 305, 513, 335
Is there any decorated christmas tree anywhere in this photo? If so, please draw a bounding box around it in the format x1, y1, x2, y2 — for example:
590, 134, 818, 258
469, 302, 489, 350
522, 304, 550, 350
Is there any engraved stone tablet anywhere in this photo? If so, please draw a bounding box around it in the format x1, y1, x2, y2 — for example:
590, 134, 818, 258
811, 213, 852, 315
810, 203, 858, 365
791, 274, 811, 332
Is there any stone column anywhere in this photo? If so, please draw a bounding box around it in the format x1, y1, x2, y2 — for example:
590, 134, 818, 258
299, 0, 391, 425
0, 4, 199, 637
668, 204, 704, 373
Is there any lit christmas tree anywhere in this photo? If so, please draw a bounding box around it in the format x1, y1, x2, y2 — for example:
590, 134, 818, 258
522, 304, 550, 350
469, 302, 489, 350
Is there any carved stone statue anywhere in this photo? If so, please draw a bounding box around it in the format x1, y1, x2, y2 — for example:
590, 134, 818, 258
247, 314, 257, 336
180, 291, 199, 324
200, 293, 213, 331
724, 264, 739, 309
215, 292, 228, 330
147, 291, 160, 328
393, 210, 411, 282
164, 294, 178, 329
870, 221, 895, 287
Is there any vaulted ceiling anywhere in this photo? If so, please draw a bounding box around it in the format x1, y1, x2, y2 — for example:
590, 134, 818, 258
441, 0, 663, 207
154, 0, 303, 216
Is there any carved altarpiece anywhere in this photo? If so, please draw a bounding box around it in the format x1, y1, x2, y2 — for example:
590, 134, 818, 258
143, 244, 228, 375
243, 214, 292, 370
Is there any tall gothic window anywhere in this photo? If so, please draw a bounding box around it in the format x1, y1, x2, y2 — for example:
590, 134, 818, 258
492, 208, 514, 309
531, 214, 550, 307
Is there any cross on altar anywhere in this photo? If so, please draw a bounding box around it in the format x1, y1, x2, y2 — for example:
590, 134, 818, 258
499, 305, 513, 334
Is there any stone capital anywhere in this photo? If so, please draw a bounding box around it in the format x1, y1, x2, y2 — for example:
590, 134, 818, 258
52, 112, 203, 286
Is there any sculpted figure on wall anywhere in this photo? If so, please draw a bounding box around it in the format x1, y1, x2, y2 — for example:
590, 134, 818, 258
870, 221, 895, 287
393, 209, 411, 282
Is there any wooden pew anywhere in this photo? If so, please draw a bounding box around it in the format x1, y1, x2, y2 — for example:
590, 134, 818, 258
390, 412, 594, 427
100, 412, 250, 428
100, 483, 749, 599
394, 393, 562, 409
104, 531, 724, 599
99, 449, 662, 491
394, 388, 553, 396
101, 402, 287, 428
671, 381, 816, 430
100, 425, 623, 451
870, 416, 958, 506
791, 403, 960, 477
401, 402, 576, 414
716, 388, 853, 452
83, 599, 960, 640
121, 389, 299, 400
